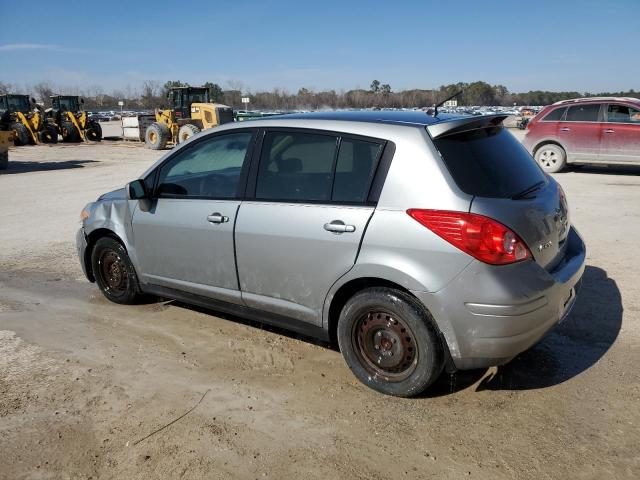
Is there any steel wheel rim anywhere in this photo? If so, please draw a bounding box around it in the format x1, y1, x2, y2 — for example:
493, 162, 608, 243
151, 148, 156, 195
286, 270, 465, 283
352, 310, 418, 382
149, 131, 157, 143
98, 249, 127, 294
539, 149, 557, 168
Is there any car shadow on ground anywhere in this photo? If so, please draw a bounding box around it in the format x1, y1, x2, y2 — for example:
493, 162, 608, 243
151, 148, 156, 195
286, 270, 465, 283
425, 265, 622, 396
0, 159, 98, 174
167, 264, 621, 397
568, 164, 640, 176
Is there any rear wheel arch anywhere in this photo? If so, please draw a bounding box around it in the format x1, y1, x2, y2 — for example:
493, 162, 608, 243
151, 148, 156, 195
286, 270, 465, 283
533, 139, 566, 157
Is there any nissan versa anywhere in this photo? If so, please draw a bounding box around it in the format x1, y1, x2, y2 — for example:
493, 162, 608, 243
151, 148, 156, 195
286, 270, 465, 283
76, 111, 586, 397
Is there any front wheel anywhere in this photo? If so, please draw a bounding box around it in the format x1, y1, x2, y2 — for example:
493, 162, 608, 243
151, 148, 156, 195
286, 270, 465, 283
85, 121, 102, 141
91, 237, 142, 304
337, 287, 444, 397
535, 144, 567, 173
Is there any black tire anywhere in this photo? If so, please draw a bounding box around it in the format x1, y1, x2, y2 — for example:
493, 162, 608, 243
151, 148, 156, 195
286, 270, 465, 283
91, 237, 142, 304
534, 143, 567, 173
337, 287, 444, 397
145, 122, 170, 150
85, 121, 102, 141
61, 121, 80, 142
11, 123, 30, 146
178, 123, 200, 143
38, 125, 58, 144
0, 150, 8, 170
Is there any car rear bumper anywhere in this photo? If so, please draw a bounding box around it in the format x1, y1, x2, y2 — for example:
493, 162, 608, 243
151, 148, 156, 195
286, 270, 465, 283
412, 226, 586, 370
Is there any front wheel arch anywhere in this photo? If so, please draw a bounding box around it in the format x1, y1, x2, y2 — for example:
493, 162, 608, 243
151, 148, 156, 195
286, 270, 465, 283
84, 228, 122, 281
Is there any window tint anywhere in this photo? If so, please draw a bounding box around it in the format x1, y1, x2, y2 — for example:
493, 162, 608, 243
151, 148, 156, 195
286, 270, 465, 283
333, 139, 381, 202
156, 132, 252, 198
542, 107, 566, 121
565, 104, 600, 122
607, 104, 640, 123
433, 126, 547, 199
256, 132, 337, 201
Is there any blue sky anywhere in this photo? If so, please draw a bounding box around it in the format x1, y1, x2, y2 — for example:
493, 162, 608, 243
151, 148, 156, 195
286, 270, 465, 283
1, 0, 638, 94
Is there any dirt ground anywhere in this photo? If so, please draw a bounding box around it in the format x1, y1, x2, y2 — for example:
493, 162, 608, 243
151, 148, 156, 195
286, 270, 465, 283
1, 136, 639, 479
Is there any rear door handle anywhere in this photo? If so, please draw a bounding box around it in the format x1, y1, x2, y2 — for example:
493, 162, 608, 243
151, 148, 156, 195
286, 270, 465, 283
207, 212, 229, 224
324, 220, 356, 234
604, 129, 615, 134
560, 127, 571, 132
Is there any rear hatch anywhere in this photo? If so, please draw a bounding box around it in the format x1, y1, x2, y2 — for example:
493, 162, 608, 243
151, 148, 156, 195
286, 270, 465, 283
428, 116, 570, 270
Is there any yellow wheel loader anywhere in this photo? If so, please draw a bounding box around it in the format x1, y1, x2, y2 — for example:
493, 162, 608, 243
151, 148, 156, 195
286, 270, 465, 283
48, 95, 102, 142
0, 94, 57, 146
144, 86, 234, 150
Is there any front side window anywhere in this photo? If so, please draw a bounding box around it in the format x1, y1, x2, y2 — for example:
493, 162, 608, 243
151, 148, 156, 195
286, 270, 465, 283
156, 132, 252, 198
256, 132, 338, 201
565, 104, 600, 122
607, 104, 640, 123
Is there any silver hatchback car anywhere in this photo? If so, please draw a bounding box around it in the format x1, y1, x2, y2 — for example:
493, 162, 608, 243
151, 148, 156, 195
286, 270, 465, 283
77, 111, 585, 397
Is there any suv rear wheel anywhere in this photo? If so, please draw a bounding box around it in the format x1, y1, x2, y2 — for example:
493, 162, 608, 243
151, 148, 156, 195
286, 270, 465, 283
337, 287, 444, 397
535, 144, 566, 173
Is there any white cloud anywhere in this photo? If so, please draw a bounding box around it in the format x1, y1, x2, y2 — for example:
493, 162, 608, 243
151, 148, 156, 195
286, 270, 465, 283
0, 43, 58, 52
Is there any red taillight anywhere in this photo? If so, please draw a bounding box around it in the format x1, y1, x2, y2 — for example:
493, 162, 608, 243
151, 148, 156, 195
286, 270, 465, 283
407, 209, 531, 265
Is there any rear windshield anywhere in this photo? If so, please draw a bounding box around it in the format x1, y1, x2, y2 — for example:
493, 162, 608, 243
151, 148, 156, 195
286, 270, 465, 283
432, 126, 546, 198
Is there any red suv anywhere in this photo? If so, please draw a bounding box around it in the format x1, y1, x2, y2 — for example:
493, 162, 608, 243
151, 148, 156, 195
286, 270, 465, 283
523, 97, 640, 172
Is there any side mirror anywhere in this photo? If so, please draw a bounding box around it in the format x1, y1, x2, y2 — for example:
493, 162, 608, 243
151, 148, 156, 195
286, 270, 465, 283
126, 179, 148, 200
80, 98, 85, 104
30, 97, 37, 104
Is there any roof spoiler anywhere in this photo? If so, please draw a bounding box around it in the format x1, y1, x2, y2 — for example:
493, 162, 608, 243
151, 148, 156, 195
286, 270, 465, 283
426, 114, 508, 139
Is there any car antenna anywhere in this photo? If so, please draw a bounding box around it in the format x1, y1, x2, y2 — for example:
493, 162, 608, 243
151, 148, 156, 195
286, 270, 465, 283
429, 90, 463, 117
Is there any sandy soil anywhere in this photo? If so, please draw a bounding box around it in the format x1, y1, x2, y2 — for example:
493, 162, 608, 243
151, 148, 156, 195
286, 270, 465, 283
1, 139, 639, 479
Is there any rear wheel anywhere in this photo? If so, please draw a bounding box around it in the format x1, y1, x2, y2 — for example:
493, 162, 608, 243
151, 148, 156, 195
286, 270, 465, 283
0, 150, 8, 170
61, 121, 80, 142
85, 121, 102, 141
535, 144, 566, 173
91, 237, 142, 304
145, 122, 170, 150
11, 123, 30, 146
178, 123, 200, 143
337, 287, 444, 397
38, 125, 58, 144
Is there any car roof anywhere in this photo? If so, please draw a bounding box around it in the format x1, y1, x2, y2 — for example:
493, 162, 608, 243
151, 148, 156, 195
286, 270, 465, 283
552, 96, 640, 106
262, 110, 469, 127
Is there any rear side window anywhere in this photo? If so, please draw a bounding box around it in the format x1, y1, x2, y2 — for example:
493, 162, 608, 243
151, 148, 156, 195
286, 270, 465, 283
542, 107, 566, 121
565, 104, 600, 122
333, 139, 381, 203
607, 104, 640, 123
256, 132, 338, 201
433, 126, 547, 199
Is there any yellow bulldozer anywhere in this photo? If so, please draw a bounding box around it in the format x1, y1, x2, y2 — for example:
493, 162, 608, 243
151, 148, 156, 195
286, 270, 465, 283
0, 94, 57, 145
144, 86, 234, 150
48, 95, 102, 142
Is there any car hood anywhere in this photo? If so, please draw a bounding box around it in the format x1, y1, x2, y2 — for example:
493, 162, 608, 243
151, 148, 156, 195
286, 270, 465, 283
98, 187, 126, 201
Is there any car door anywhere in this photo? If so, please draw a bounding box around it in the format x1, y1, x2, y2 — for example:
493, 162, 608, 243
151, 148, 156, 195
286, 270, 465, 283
601, 103, 640, 165
132, 129, 255, 303
557, 103, 604, 163
235, 129, 385, 326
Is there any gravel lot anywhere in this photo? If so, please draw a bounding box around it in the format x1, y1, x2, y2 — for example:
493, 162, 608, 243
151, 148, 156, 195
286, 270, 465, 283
1, 133, 639, 479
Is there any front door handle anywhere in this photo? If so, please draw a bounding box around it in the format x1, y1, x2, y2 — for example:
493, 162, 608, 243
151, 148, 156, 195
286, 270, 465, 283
560, 127, 571, 132
324, 220, 356, 234
604, 129, 615, 134
207, 212, 229, 224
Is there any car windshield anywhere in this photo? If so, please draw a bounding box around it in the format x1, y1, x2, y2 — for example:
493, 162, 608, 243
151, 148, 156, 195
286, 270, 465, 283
432, 126, 547, 198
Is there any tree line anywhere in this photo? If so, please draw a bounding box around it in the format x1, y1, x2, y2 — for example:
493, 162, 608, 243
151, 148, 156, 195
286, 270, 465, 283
0, 79, 637, 111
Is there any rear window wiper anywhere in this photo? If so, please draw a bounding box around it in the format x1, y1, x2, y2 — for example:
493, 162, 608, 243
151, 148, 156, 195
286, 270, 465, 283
512, 180, 546, 200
